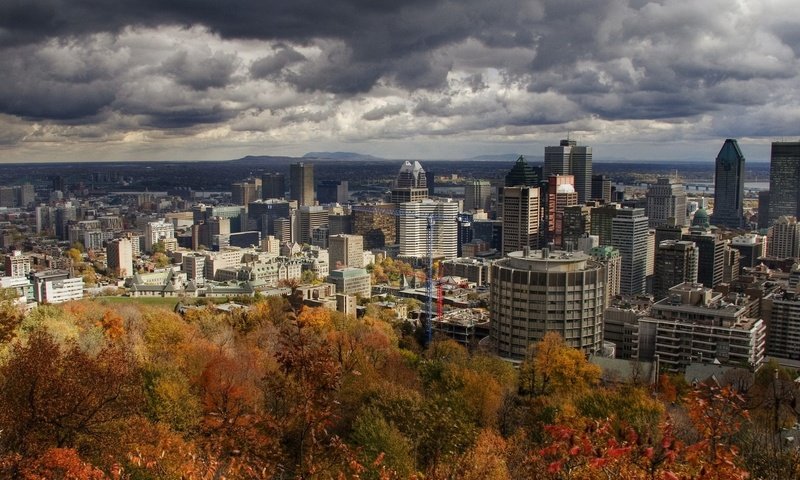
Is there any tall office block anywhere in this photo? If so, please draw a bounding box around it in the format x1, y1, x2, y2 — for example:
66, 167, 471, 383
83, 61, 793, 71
231, 179, 259, 206
391, 161, 428, 204
106, 238, 134, 278
611, 207, 649, 295
464, 179, 492, 212
653, 240, 698, 302
505, 155, 540, 187
729, 233, 766, 269
490, 249, 605, 360
290, 162, 315, 207
329, 234, 365, 269
297, 205, 327, 245
501, 186, 540, 255
398, 199, 458, 260
317, 180, 349, 204
723, 246, 740, 284
645, 178, 687, 227
758, 191, 770, 230
545, 139, 592, 203
261, 172, 286, 199
683, 228, 725, 288
768, 142, 800, 225
590, 245, 622, 307
711, 139, 745, 228
352, 203, 396, 249
546, 175, 578, 247
591, 174, 612, 203
762, 288, 800, 361
590, 203, 620, 246
562, 205, 592, 250
767, 215, 800, 258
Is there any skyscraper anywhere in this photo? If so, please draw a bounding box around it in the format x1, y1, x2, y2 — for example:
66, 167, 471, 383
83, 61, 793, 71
329, 234, 365, 269
683, 228, 725, 288
290, 162, 315, 207
653, 240, 698, 302
391, 161, 429, 203
611, 207, 649, 295
544, 139, 592, 203
546, 175, 577, 247
591, 174, 612, 203
464, 179, 492, 212
645, 177, 687, 227
505, 155, 540, 187
768, 142, 800, 225
767, 215, 800, 258
501, 186, 540, 255
398, 199, 458, 260
712, 139, 745, 228
261, 172, 286, 199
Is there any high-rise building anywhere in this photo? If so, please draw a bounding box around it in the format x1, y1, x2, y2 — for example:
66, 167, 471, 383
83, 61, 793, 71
490, 249, 605, 360
505, 156, 541, 187
590, 245, 621, 306
729, 233, 766, 269
712, 139, 745, 228
653, 240, 698, 302
297, 205, 328, 245
106, 238, 134, 278
723, 246, 740, 284
4, 250, 30, 278
645, 177, 687, 227
144, 220, 175, 253
611, 207, 649, 295
762, 288, 800, 361
329, 234, 365, 269
391, 161, 428, 204
501, 186, 540, 255
261, 172, 286, 199
317, 180, 349, 204
247, 199, 291, 238
562, 205, 592, 250
767, 215, 800, 258
398, 199, 458, 260
758, 191, 770, 230
683, 228, 725, 288
547, 175, 578, 247
590, 203, 620, 246
464, 179, 492, 212
591, 174, 612, 203
231, 179, 259, 206
290, 162, 315, 207
544, 139, 592, 203
768, 142, 800, 225
352, 203, 396, 249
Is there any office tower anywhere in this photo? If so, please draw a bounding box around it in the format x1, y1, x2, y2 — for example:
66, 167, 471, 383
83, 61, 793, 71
723, 246, 740, 284
4, 250, 30, 278
611, 207, 649, 295
768, 142, 800, 225
261, 172, 286, 199
683, 228, 725, 288
545, 139, 592, 203
758, 191, 770, 230
231, 179, 259, 206
290, 162, 315, 207
106, 238, 134, 278
562, 205, 592, 250
591, 174, 612, 203
767, 215, 800, 258
501, 186, 540, 255
144, 220, 175, 253
729, 233, 766, 269
464, 179, 492, 212
490, 249, 605, 360
456, 212, 474, 257
352, 203, 396, 249
635, 283, 765, 372
472, 219, 503, 251
328, 213, 353, 235
590, 203, 620, 246
397, 199, 458, 260
653, 240, 698, 301
391, 161, 429, 203
645, 178, 687, 227
590, 245, 621, 306
317, 180, 349, 204
248, 199, 291, 237
712, 139, 745, 228
505, 156, 540, 187
204, 216, 231, 250
274, 217, 292, 243
297, 205, 328, 245
654, 224, 685, 246
547, 175, 578, 247
55, 204, 77, 241
329, 234, 365, 269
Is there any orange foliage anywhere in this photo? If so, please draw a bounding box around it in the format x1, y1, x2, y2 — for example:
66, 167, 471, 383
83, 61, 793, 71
16, 448, 107, 480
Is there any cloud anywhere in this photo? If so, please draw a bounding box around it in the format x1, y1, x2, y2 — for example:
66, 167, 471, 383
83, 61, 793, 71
0, 0, 798, 160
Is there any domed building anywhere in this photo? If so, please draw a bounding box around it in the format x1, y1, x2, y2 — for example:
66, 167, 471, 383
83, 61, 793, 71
692, 208, 710, 229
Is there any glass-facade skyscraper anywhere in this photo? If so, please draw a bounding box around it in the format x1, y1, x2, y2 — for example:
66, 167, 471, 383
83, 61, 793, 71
768, 142, 800, 225
711, 139, 745, 229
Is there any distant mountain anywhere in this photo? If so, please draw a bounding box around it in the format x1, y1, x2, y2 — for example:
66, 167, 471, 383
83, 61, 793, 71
302, 151, 385, 161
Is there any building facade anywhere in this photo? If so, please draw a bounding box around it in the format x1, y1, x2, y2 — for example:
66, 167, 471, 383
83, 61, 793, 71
611, 208, 649, 295
501, 186, 540, 255
544, 139, 592, 203
712, 139, 745, 228
290, 162, 315, 207
645, 177, 687, 227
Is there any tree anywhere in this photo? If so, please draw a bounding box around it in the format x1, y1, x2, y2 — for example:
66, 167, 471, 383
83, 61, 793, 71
518, 332, 601, 398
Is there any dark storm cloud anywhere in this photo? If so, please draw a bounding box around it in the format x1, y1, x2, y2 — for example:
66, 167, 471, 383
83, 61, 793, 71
362, 104, 406, 121
250, 47, 305, 79
160, 49, 239, 90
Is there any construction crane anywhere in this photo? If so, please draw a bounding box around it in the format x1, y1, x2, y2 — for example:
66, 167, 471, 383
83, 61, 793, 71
350, 205, 453, 345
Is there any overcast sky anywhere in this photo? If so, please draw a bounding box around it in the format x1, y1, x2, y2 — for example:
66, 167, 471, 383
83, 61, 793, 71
0, 0, 798, 163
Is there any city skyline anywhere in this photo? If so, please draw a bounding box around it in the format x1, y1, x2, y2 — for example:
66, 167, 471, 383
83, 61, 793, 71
0, 1, 798, 163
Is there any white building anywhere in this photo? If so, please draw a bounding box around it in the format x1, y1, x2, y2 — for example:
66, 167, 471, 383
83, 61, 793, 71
30, 270, 84, 304
145, 220, 175, 253
398, 199, 459, 260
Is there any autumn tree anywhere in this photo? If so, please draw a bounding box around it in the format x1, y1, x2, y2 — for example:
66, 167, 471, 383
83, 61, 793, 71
518, 332, 601, 399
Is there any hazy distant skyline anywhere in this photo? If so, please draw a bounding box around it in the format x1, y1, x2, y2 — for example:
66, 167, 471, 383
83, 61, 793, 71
0, 0, 798, 163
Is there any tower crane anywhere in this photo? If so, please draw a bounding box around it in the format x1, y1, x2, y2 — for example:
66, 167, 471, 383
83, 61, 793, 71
350, 205, 453, 345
